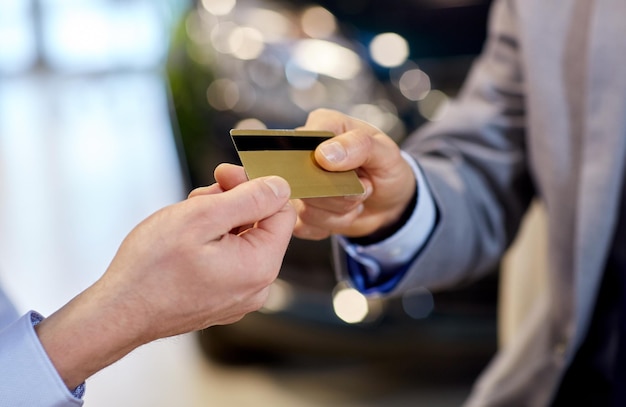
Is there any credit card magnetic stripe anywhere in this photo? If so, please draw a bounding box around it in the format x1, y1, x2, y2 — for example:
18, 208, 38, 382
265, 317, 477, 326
231, 135, 332, 151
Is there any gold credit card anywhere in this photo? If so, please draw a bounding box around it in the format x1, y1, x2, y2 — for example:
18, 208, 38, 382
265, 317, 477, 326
230, 129, 364, 199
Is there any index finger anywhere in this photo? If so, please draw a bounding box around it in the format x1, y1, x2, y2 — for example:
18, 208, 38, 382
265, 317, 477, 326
299, 108, 369, 136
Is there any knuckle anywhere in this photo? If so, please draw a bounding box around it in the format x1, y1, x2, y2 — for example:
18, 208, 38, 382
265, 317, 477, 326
294, 225, 329, 241
310, 107, 333, 117
248, 187, 266, 213
353, 129, 373, 152
338, 197, 363, 212
295, 201, 316, 222
244, 292, 268, 314
297, 207, 315, 224
258, 268, 278, 288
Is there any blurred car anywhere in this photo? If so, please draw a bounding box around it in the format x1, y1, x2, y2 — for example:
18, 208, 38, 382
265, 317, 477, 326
166, 0, 497, 377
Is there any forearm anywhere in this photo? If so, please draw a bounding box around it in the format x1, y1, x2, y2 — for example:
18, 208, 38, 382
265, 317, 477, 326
34, 279, 147, 390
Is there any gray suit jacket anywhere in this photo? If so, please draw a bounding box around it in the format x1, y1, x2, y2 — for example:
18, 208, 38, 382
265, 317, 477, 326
336, 0, 626, 405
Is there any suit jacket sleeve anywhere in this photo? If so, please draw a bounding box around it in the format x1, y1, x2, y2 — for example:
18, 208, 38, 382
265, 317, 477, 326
335, 0, 534, 294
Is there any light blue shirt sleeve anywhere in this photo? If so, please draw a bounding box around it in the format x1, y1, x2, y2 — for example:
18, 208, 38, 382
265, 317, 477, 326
0, 286, 18, 330
337, 151, 437, 291
0, 310, 84, 407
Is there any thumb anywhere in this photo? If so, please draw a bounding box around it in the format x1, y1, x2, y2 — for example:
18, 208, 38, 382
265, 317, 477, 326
314, 130, 371, 171
314, 128, 401, 174
215, 176, 292, 232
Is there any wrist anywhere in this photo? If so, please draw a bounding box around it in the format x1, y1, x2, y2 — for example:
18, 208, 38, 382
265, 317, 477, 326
349, 185, 417, 246
35, 280, 146, 390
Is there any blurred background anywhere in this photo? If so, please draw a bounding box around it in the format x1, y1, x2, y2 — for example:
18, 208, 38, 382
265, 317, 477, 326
0, 0, 504, 405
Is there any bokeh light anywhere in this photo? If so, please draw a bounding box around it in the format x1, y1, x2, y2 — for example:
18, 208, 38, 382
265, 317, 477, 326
201, 0, 236, 16
398, 68, 431, 101
243, 8, 292, 43
402, 287, 435, 319
234, 118, 267, 129
285, 59, 319, 89
332, 286, 369, 324
206, 78, 240, 110
210, 21, 239, 54
290, 81, 328, 110
292, 39, 361, 80
301, 6, 336, 39
418, 89, 450, 121
349, 103, 400, 135
229, 26, 265, 60
260, 279, 294, 313
247, 55, 284, 88
369, 32, 409, 68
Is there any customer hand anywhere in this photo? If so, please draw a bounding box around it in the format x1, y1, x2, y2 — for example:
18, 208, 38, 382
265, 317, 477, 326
292, 108, 416, 240
35, 175, 295, 389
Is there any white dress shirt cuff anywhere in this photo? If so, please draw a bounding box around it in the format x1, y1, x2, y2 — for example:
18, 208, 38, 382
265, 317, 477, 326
337, 150, 437, 281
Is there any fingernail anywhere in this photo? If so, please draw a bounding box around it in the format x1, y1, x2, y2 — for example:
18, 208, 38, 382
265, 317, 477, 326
364, 184, 373, 199
319, 141, 346, 164
264, 176, 291, 199
346, 184, 370, 201
356, 203, 364, 214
